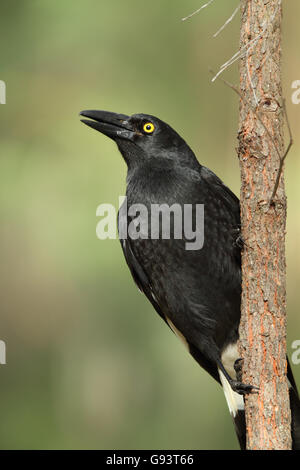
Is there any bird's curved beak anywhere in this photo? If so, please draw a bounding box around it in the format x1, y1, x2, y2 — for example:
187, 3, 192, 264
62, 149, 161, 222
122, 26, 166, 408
80, 110, 135, 141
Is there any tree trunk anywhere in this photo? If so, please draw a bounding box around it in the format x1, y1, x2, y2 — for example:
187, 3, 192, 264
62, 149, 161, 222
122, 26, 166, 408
238, 0, 292, 449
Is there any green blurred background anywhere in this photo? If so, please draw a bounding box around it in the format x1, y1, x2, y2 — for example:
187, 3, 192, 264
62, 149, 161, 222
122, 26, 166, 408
0, 0, 299, 450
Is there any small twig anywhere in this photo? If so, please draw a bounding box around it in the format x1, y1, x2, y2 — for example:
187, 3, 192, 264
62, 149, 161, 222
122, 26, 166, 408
213, 3, 240, 38
211, 32, 264, 82
246, 49, 259, 107
210, 70, 280, 160
269, 99, 293, 203
210, 71, 293, 205
211, 0, 282, 82
182, 0, 215, 22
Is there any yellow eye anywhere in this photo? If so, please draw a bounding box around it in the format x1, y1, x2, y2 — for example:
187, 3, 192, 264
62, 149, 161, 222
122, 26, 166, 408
143, 122, 155, 134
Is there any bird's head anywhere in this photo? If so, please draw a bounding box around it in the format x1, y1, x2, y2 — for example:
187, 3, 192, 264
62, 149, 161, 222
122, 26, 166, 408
80, 110, 198, 169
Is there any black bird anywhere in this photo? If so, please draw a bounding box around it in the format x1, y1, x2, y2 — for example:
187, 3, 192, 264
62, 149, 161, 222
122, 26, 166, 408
80, 109, 300, 449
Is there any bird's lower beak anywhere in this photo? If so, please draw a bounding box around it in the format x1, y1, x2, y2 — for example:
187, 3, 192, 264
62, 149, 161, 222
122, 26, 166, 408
80, 110, 135, 141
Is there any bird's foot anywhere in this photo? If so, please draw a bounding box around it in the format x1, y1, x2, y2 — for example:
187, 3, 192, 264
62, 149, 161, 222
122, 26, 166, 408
229, 379, 259, 396
234, 234, 246, 249
234, 357, 243, 382
231, 358, 259, 395
231, 227, 245, 249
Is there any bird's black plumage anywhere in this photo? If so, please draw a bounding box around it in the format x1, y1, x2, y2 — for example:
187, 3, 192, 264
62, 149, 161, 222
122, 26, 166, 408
80, 109, 300, 450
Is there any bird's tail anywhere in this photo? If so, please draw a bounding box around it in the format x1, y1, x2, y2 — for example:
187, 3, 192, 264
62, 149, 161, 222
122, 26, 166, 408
287, 359, 300, 450
219, 358, 300, 450
218, 369, 246, 449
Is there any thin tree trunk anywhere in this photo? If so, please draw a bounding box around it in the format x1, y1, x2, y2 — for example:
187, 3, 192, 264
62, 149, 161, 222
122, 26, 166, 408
238, 0, 292, 449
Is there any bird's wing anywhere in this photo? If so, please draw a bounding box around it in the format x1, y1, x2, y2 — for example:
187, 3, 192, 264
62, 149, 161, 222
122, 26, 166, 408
200, 166, 240, 216
200, 165, 241, 268
118, 209, 169, 327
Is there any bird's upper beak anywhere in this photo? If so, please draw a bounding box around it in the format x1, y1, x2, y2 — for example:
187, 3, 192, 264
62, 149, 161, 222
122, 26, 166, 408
80, 110, 135, 141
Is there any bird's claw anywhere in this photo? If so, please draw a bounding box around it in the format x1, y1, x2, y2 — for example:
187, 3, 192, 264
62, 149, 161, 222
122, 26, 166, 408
230, 380, 259, 396
234, 357, 243, 382
233, 235, 245, 249
232, 358, 259, 394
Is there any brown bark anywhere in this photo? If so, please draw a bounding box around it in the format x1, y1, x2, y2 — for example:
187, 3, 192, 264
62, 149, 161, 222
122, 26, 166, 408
238, 0, 292, 449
